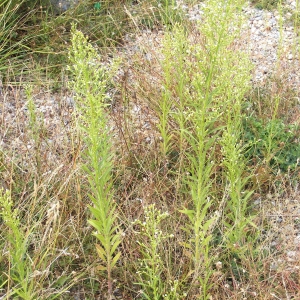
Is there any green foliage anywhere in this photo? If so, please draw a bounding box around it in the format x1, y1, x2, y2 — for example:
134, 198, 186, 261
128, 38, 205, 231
251, 0, 283, 10
1, 0, 300, 298
0, 189, 35, 299
158, 0, 254, 297
68, 24, 121, 298
133, 204, 184, 300
0, 0, 184, 86
243, 116, 300, 172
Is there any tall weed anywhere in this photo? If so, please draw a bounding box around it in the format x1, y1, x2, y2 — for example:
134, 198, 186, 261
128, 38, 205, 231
133, 204, 183, 299
0, 189, 35, 299
68, 24, 121, 298
158, 0, 254, 297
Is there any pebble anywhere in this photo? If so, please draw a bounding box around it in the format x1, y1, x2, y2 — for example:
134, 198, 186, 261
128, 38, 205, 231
65, 96, 75, 108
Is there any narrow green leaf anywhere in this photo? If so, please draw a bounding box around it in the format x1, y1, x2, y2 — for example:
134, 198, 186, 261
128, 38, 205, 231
110, 239, 121, 255
95, 244, 107, 262
111, 251, 121, 269
96, 265, 107, 271
179, 208, 195, 222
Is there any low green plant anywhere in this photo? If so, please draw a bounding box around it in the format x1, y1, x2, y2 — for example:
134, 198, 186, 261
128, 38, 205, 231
133, 204, 184, 300
243, 116, 300, 173
251, 0, 283, 10
0, 189, 35, 299
68, 24, 121, 298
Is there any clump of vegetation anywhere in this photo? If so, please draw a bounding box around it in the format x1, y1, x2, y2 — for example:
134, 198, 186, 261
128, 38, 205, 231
243, 116, 300, 173
1, 0, 181, 86
0, 0, 32, 75
251, 0, 284, 10
0, 189, 35, 299
1, 0, 300, 299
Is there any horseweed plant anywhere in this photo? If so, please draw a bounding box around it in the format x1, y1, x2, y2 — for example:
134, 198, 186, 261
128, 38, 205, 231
0, 189, 35, 299
160, 24, 191, 180
192, 0, 253, 291
68, 24, 121, 298
214, 15, 254, 252
158, 0, 254, 297
160, 24, 218, 296
26, 85, 45, 177
133, 204, 184, 300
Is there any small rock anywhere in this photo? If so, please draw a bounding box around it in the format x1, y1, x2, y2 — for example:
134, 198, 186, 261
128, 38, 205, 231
49, 0, 79, 13
287, 251, 298, 261
270, 262, 278, 270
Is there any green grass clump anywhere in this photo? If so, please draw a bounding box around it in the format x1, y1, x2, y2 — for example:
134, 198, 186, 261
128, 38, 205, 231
251, 0, 283, 10
0, 0, 30, 76
1, 0, 184, 87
